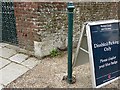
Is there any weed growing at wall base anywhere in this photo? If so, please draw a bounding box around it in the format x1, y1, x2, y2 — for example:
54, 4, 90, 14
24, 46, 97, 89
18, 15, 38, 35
50, 49, 59, 57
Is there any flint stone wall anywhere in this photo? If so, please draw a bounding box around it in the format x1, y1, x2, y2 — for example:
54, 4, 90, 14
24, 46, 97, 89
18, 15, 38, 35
14, 2, 118, 58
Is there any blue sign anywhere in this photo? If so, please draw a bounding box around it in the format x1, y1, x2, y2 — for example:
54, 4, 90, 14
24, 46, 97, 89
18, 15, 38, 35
90, 22, 119, 87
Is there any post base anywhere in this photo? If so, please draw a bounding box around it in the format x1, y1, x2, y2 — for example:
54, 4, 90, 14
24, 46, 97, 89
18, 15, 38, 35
62, 75, 76, 84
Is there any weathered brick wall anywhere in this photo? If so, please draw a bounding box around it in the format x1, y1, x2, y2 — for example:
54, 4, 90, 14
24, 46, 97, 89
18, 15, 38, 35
14, 2, 67, 51
14, 2, 118, 57
14, 2, 38, 50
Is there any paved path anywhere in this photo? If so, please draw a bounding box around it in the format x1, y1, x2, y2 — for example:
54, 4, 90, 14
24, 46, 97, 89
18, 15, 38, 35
0, 43, 40, 89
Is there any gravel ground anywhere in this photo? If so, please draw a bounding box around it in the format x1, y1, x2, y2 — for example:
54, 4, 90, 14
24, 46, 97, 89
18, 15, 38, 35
6, 52, 119, 88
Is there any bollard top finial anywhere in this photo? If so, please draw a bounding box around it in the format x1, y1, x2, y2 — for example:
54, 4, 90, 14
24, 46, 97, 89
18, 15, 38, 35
67, 1, 75, 10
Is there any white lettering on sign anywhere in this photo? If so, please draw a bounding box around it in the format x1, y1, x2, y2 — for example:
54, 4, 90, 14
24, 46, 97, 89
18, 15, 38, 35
100, 24, 112, 31
105, 63, 111, 67
111, 61, 118, 65
99, 64, 105, 69
104, 47, 111, 52
94, 41, 119, 49
99, 56, 117, 69
100, 58, 107, 63
101, 28, 111, 31
100, 56, 116, 63
108, 56, 116, 61
100, 24, 112, 28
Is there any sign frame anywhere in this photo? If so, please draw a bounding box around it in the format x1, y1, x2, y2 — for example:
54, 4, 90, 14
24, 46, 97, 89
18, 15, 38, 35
73, 23, 89, 67
86, 20, 120, 88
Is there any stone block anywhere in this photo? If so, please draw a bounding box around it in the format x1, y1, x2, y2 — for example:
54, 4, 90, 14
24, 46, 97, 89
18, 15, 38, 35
21, 57, 39, 69
5, 44, 20, 51
34, 41, 54, 58
0, 48, 17, 58
0, 63, 29, 86
34, 35, 67, 58
9, 53, 28, 63
0, 57, 11, 69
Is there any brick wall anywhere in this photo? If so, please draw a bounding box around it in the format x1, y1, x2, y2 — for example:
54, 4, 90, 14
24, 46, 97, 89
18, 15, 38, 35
14, 2, 67, 51
14, 2, 38, 50
14, 2, 119, 56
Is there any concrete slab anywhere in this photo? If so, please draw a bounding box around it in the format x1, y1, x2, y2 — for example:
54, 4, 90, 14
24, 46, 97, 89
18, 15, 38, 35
0, 48, 17, 58
0, 63, 29, 86
21, 57, 39, 69
5, 44, 20, 51
0, 84, 4, 90
0, 43, 9, 48
9, 53, 28, 63
0, 57, 11, 69
0, 73, 2, 85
